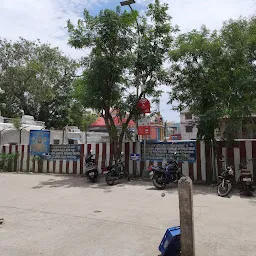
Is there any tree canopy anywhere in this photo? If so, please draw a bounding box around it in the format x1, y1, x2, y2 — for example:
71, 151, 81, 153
168, 16, 256, 141
0, 37, 91, 129
67, 0, 176, 158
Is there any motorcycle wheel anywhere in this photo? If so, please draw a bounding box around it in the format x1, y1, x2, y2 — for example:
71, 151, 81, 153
217, 181, 232, 197
152, 173, 166, 190
90, 176, 97, 183
106, 170, 116, 186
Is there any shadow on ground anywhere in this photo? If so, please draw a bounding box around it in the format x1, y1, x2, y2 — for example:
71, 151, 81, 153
30, 174, 254, 199
32, 175, 113, 191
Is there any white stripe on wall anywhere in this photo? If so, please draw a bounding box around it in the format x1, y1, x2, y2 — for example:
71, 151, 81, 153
91, 143, 96, 170
29, 153, 34, 173
77, 160, 80, 175
129, 142, 133, 175
23, 146, 28, 172
193, 162, 197, 181
62, 160, 67, 174
11, 145, 16, 171
98, 143, 103, 172
182, 162, 189, 176
106, 143, 110, 167
55, 161, 60, 174
234, 147, 240, 182
136, 142, 140, 176
68, 161, 73, 174
49, 161, 54, 173
200, 141, 206, 181
34, 159, 38, 173
43, 160, 47, 173
245, 141, 253, 177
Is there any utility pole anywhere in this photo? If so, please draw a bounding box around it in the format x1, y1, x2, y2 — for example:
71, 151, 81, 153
120, 0, 141, 142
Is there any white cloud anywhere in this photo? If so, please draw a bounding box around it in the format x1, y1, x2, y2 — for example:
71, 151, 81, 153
165, 0, 255, 32
0, 0, 255, 121
0, 0, 108, 58
137, 0, 255, 32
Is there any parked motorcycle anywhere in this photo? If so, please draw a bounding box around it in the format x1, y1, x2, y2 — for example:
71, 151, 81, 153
148, 155, 183, 190
84, 150, 98, 183
105, 152, 130, 186
238, 159, 255, 196
217, 159, 234, 197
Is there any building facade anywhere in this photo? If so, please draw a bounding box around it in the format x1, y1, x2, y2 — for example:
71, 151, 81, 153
180, 109, 197, 140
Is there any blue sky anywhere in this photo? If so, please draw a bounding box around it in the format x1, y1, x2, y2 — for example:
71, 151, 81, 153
1, 0, 255, 122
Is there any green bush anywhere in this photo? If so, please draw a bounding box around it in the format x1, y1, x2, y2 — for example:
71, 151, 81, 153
0, 153, 19, 172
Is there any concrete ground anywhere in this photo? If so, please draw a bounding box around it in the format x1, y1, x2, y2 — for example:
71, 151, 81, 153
0, 173, 256, 256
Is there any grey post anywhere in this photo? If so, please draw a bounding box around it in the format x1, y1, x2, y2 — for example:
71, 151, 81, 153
178, 176, 195, 256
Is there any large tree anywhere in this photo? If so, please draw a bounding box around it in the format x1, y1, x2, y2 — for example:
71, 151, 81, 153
0, 38, 78, 129
67, 0, 176, 159
168, 17, 256, 142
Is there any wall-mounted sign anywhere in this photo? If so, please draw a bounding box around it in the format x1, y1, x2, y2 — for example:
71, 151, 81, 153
138, 116, 151, 135
130, 153, 140, 161
43, 145, 81, 161
29, 130, 50, 156
137, 98, 151, 113
138, 126, 151, 135
138, 116, 150, 126
142, 141, 197, 162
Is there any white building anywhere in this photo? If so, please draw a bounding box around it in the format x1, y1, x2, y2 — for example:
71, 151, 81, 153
180, 109, 197, 140
0, 115, 87, 145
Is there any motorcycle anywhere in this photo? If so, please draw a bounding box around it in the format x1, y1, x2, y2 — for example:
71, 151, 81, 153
84, 150, 98, 183
238, 159, 255, 196
148, 156, 183, 190
105, 152, 130, 186
217, 159, 234, 197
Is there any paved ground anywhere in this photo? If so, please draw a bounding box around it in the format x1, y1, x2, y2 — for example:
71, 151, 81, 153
0, 173, 256, 256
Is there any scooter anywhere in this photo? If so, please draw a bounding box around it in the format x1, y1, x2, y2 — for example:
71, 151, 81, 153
238, 159, 255, 196
84, 150, 98, 183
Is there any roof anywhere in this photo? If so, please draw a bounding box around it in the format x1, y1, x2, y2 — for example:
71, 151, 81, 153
90, 117, 136, 128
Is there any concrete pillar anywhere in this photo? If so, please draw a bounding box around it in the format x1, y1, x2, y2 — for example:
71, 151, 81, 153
178, 176, 195, 256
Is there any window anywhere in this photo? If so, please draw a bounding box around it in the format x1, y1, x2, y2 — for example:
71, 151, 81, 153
68, 139, 74, 144
185, 113, 192, 120
53, 139, 60, 145
185, 126, 193, 133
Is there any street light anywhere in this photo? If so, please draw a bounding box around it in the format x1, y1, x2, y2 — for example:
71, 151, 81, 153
120, 0, 135, 8
120, 0, 147, 177
120, 0, 140, 134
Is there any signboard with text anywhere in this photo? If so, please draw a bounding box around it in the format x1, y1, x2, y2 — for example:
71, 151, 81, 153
138, 116, 151, 135
45, 145, 82, 161
142, 141, 196, 162
138, 126, 150, 135
130, 154, 140, 161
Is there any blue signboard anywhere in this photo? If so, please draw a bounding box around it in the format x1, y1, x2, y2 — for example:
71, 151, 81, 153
47, 145, 81, 161
142, 141, 197, 162
130, 153, 140, 161
29, 130, 50, 156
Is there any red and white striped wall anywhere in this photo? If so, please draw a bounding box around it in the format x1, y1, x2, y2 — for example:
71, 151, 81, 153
1, 140, 256, 182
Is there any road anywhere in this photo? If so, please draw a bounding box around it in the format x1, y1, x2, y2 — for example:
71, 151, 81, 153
0, 173, 256, 256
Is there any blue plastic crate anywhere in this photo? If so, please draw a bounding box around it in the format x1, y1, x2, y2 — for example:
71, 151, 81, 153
159, 226, 181, 256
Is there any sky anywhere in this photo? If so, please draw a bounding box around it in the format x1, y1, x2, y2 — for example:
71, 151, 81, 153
1, 0, 255, 122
